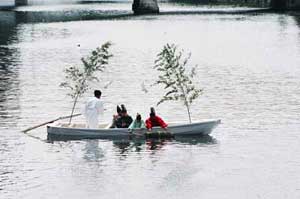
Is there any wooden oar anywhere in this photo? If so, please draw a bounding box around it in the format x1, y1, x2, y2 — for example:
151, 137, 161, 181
22, 113, 82, 133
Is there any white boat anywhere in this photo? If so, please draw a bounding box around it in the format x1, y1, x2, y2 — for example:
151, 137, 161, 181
47, 119, 221, 141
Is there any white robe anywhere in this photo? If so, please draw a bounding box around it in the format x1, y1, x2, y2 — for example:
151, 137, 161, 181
83, 97, 104, 129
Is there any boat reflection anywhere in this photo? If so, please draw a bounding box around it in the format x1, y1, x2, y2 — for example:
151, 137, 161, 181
111, 135, 217, 156
112, 138, 169, 153
173, 135, 217, 145
83, 140, 105, 162
48, 133, 217, 155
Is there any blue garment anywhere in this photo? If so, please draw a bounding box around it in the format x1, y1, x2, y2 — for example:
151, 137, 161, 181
128, 119, 146, 129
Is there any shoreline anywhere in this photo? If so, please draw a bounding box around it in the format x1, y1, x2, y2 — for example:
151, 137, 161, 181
0, 8, 286, 24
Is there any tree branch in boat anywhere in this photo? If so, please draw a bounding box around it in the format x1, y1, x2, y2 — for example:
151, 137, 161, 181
60, 42, 113, 124
153, 43, 202, 123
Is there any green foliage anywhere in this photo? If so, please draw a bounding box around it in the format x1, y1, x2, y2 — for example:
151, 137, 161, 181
60, 42, 112, 124
60, 42, 113, 99
154, 43, 202, 123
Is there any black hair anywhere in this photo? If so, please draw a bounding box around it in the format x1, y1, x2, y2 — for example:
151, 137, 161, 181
121, 104, 127, 113
117, 105, 122, 114
94, 90, 102, 98
150, 107, 156, 117
136, 114, 141, 121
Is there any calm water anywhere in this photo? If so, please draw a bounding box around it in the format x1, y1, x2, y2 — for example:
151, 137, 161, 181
1, 2, 300, 199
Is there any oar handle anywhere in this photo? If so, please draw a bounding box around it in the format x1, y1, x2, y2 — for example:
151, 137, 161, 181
22, 119, 57, 133
22, 113, 82, 133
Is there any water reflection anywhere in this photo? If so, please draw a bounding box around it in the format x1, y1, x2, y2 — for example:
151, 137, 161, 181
293, 14, 300, 27
112, 134, 217, 153
0, 12, 20, 128
83, 140, 105, 161
0, 2, 276, 25
174, 134, 217, 145
291, 14, 300, 45
48, 134, 217, 162
145, 139, 167, 151
112, 138, 169, 154
113, 140, 133, 155
13, 9, 132, 23
277, 14, 289, 38
0, 68, 20, 125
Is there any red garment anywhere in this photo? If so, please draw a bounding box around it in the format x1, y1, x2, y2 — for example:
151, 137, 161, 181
146, 115, 168, 129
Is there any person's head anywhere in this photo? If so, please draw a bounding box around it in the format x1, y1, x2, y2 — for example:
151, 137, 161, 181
94, 90, 102, 99
136, 113, 141, 121
150, 107, 156, 117
121, 104, 127, 116
121, 104, 126, 111
117, 105, 122, 115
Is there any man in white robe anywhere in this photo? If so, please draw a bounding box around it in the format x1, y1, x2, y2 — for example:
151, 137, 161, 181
83, 90, 104, 129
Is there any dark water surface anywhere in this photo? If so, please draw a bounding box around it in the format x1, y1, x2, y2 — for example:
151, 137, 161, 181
1, 2, 300, 199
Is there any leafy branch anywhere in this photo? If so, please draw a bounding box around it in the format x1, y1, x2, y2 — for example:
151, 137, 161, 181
154, 43, 203, 123
60, 42, 113, 124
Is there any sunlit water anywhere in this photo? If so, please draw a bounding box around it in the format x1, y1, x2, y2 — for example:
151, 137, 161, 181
1, 2, 300, 199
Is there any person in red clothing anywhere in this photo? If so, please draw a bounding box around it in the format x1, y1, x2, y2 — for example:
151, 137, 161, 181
145, 107, 168, 130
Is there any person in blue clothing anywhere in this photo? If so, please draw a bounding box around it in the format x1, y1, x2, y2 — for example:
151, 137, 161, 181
128, 113, 145, 130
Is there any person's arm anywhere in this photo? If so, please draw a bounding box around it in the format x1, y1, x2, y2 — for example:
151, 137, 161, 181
141, 120, 146, 129
96, 100, 104, 115
128, 116, 133, 126
157, 116, 168, 129
128, 120, 135, 130
145, 119, 152, 130
123, 116, 133, 128
115, 118, 122, 128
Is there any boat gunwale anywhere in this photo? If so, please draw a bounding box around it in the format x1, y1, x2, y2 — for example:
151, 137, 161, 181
47, 119, 221, 131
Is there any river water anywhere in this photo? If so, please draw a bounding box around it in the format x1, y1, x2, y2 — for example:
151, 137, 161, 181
1, 2, 300, 199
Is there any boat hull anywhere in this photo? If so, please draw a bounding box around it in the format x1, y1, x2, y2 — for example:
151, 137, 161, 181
47, 119, 221, 141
